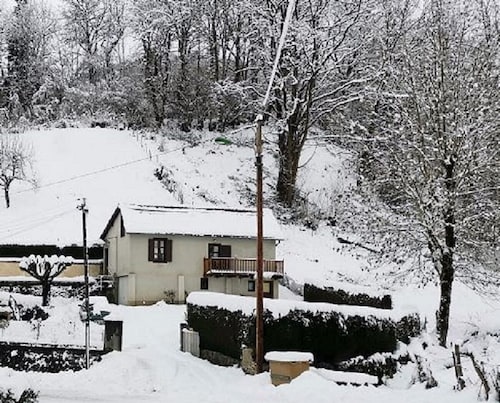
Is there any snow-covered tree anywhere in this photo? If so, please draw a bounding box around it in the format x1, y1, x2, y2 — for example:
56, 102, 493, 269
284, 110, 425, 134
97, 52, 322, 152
62, 0, 126, 83
4, 0, 55, 118
19, 255, 73, 306
356, 0, 500, 346
253, 0, 373, 206
0, 132, 36, 208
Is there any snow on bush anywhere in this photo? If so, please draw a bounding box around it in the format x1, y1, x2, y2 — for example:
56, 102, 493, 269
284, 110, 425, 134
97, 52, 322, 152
187, 292, 420, 372
303, 283, 392, 310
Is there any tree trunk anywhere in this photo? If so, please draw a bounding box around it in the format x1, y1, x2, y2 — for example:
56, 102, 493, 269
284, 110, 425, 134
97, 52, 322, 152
209, 3, 219, 82
436, 156, 456, 347
143, 37, 166, 127
276, 123, 302, 207
436, 252, 453, 346
4, 185, 10, 208
41, 281, 51, 306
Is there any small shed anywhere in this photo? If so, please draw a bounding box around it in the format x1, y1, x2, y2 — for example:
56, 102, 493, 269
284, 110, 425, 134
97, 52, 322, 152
264, 351, 314, 386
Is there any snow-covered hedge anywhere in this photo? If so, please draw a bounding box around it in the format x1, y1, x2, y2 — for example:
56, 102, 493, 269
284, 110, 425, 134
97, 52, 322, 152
0, 344, 102, 372
186, 292, 420, 369
304, 283, 392, 310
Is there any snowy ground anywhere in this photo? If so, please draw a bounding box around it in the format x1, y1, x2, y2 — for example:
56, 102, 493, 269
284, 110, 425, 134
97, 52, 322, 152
0, 291, 493, 403
0, 127, 499, 402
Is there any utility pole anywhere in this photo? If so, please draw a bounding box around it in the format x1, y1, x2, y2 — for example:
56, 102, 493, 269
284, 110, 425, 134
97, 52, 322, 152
253, 0, 296, 373
255, 114, 264, 374
78, 198, 90, 369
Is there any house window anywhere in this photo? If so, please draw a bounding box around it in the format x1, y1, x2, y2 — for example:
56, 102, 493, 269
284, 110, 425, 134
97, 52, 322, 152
200, 277, 209, 290
248, 280, 273, 297
264, 281, 273, 298
208, 243, 231, 258
248, 280, 255, 292
148, 238, 172, 263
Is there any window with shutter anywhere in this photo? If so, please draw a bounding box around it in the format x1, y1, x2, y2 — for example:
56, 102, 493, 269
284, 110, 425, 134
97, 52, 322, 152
148, 238, 172, 263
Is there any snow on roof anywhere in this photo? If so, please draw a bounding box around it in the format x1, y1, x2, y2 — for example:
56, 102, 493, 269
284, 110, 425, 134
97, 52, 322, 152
103, 204, 283, 240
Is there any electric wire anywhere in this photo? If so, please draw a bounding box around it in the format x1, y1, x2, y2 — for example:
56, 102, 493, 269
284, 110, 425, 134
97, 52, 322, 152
0, 208, 76, 242
11, 138, 216, 196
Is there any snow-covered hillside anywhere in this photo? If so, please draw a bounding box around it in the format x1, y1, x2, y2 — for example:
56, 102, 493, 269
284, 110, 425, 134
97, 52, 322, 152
0, 127, 499, 402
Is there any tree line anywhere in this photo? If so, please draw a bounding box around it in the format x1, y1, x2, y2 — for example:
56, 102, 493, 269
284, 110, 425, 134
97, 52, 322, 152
0, 0, 498, 347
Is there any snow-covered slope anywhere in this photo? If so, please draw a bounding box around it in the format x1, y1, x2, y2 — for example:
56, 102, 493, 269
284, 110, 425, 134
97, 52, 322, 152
0, 128, 177, 246
0, 126, 499, 402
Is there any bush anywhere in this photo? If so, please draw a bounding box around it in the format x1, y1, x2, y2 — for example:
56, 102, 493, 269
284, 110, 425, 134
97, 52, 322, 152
304, 283, 392, 310
0, 344, 102, 372
187, 301, 420, 371
0, 389, 39, 403
187, 304, 251, 359
334, 352, 411, 381
20, 305, 48, 322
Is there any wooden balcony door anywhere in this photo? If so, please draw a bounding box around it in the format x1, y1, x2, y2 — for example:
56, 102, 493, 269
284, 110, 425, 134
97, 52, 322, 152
208, 243, 232, 258
208, 243, 232, 271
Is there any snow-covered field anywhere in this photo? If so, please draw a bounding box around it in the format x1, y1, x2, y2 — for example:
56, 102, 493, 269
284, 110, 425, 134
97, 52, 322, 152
0, 127, 499, 402
0, 292, 493, 403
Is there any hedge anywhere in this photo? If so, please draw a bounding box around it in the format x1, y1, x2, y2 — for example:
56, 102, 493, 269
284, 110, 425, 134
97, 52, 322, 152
0, 344, 103, 372
303, 283, 392, 310
187, 301, 420, 369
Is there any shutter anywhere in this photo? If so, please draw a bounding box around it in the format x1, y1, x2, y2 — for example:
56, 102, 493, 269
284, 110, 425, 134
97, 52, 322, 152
165, 239, 173, 262
148, 239, 154, 261
220, 244, 231, 258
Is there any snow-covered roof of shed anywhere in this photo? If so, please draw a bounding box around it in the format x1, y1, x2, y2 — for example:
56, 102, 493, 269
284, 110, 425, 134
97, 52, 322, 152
101, 204, 284, 240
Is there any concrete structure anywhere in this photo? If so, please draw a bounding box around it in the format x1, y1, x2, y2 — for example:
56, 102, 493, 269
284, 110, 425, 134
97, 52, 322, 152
264, 351, 314, 386
100, 204, 284, 305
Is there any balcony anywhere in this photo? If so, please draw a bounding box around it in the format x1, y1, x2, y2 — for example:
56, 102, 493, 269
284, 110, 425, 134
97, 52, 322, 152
203, 257, 284, 277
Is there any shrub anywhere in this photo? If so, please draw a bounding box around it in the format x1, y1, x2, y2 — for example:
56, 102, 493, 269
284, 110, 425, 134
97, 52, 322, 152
0, 389, 39, 403
304, 283, 392, 309
0, 345, 102, 372
187, 304, 252, 359
187, 299, 420, 372
20, 305, 48, 322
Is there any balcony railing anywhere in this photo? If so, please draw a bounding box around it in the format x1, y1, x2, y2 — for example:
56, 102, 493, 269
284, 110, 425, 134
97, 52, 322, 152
203, 257, 284, 277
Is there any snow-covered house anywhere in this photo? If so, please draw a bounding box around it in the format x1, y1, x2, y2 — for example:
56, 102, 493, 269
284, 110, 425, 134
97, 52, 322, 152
100, 204, 284, 305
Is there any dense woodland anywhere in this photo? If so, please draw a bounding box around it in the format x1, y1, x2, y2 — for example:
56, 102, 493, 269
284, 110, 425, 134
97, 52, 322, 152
0, 0, 499, 346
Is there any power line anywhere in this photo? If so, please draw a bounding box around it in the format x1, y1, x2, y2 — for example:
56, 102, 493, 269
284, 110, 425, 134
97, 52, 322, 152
0, 201, 77, 229
0, 208, 75, 242
12, 142, 191, 196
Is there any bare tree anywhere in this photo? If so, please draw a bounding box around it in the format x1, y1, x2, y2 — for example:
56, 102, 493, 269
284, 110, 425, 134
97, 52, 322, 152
62, 0, 126, 83
356, 0, 500, 346
252, 0, 373, 206
0, 132, 36, 208
19, 255, 73, 306
3, 0, 56, 118
131, 0, 174, 126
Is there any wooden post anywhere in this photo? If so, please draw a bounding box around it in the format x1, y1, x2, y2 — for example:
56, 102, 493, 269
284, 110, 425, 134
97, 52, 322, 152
452, 344, 465, 390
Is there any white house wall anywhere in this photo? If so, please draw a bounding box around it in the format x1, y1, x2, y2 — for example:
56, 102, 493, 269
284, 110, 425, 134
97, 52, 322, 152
104, 215, 130, 276
207, 277, 279, 299
116, 233, 277, 305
